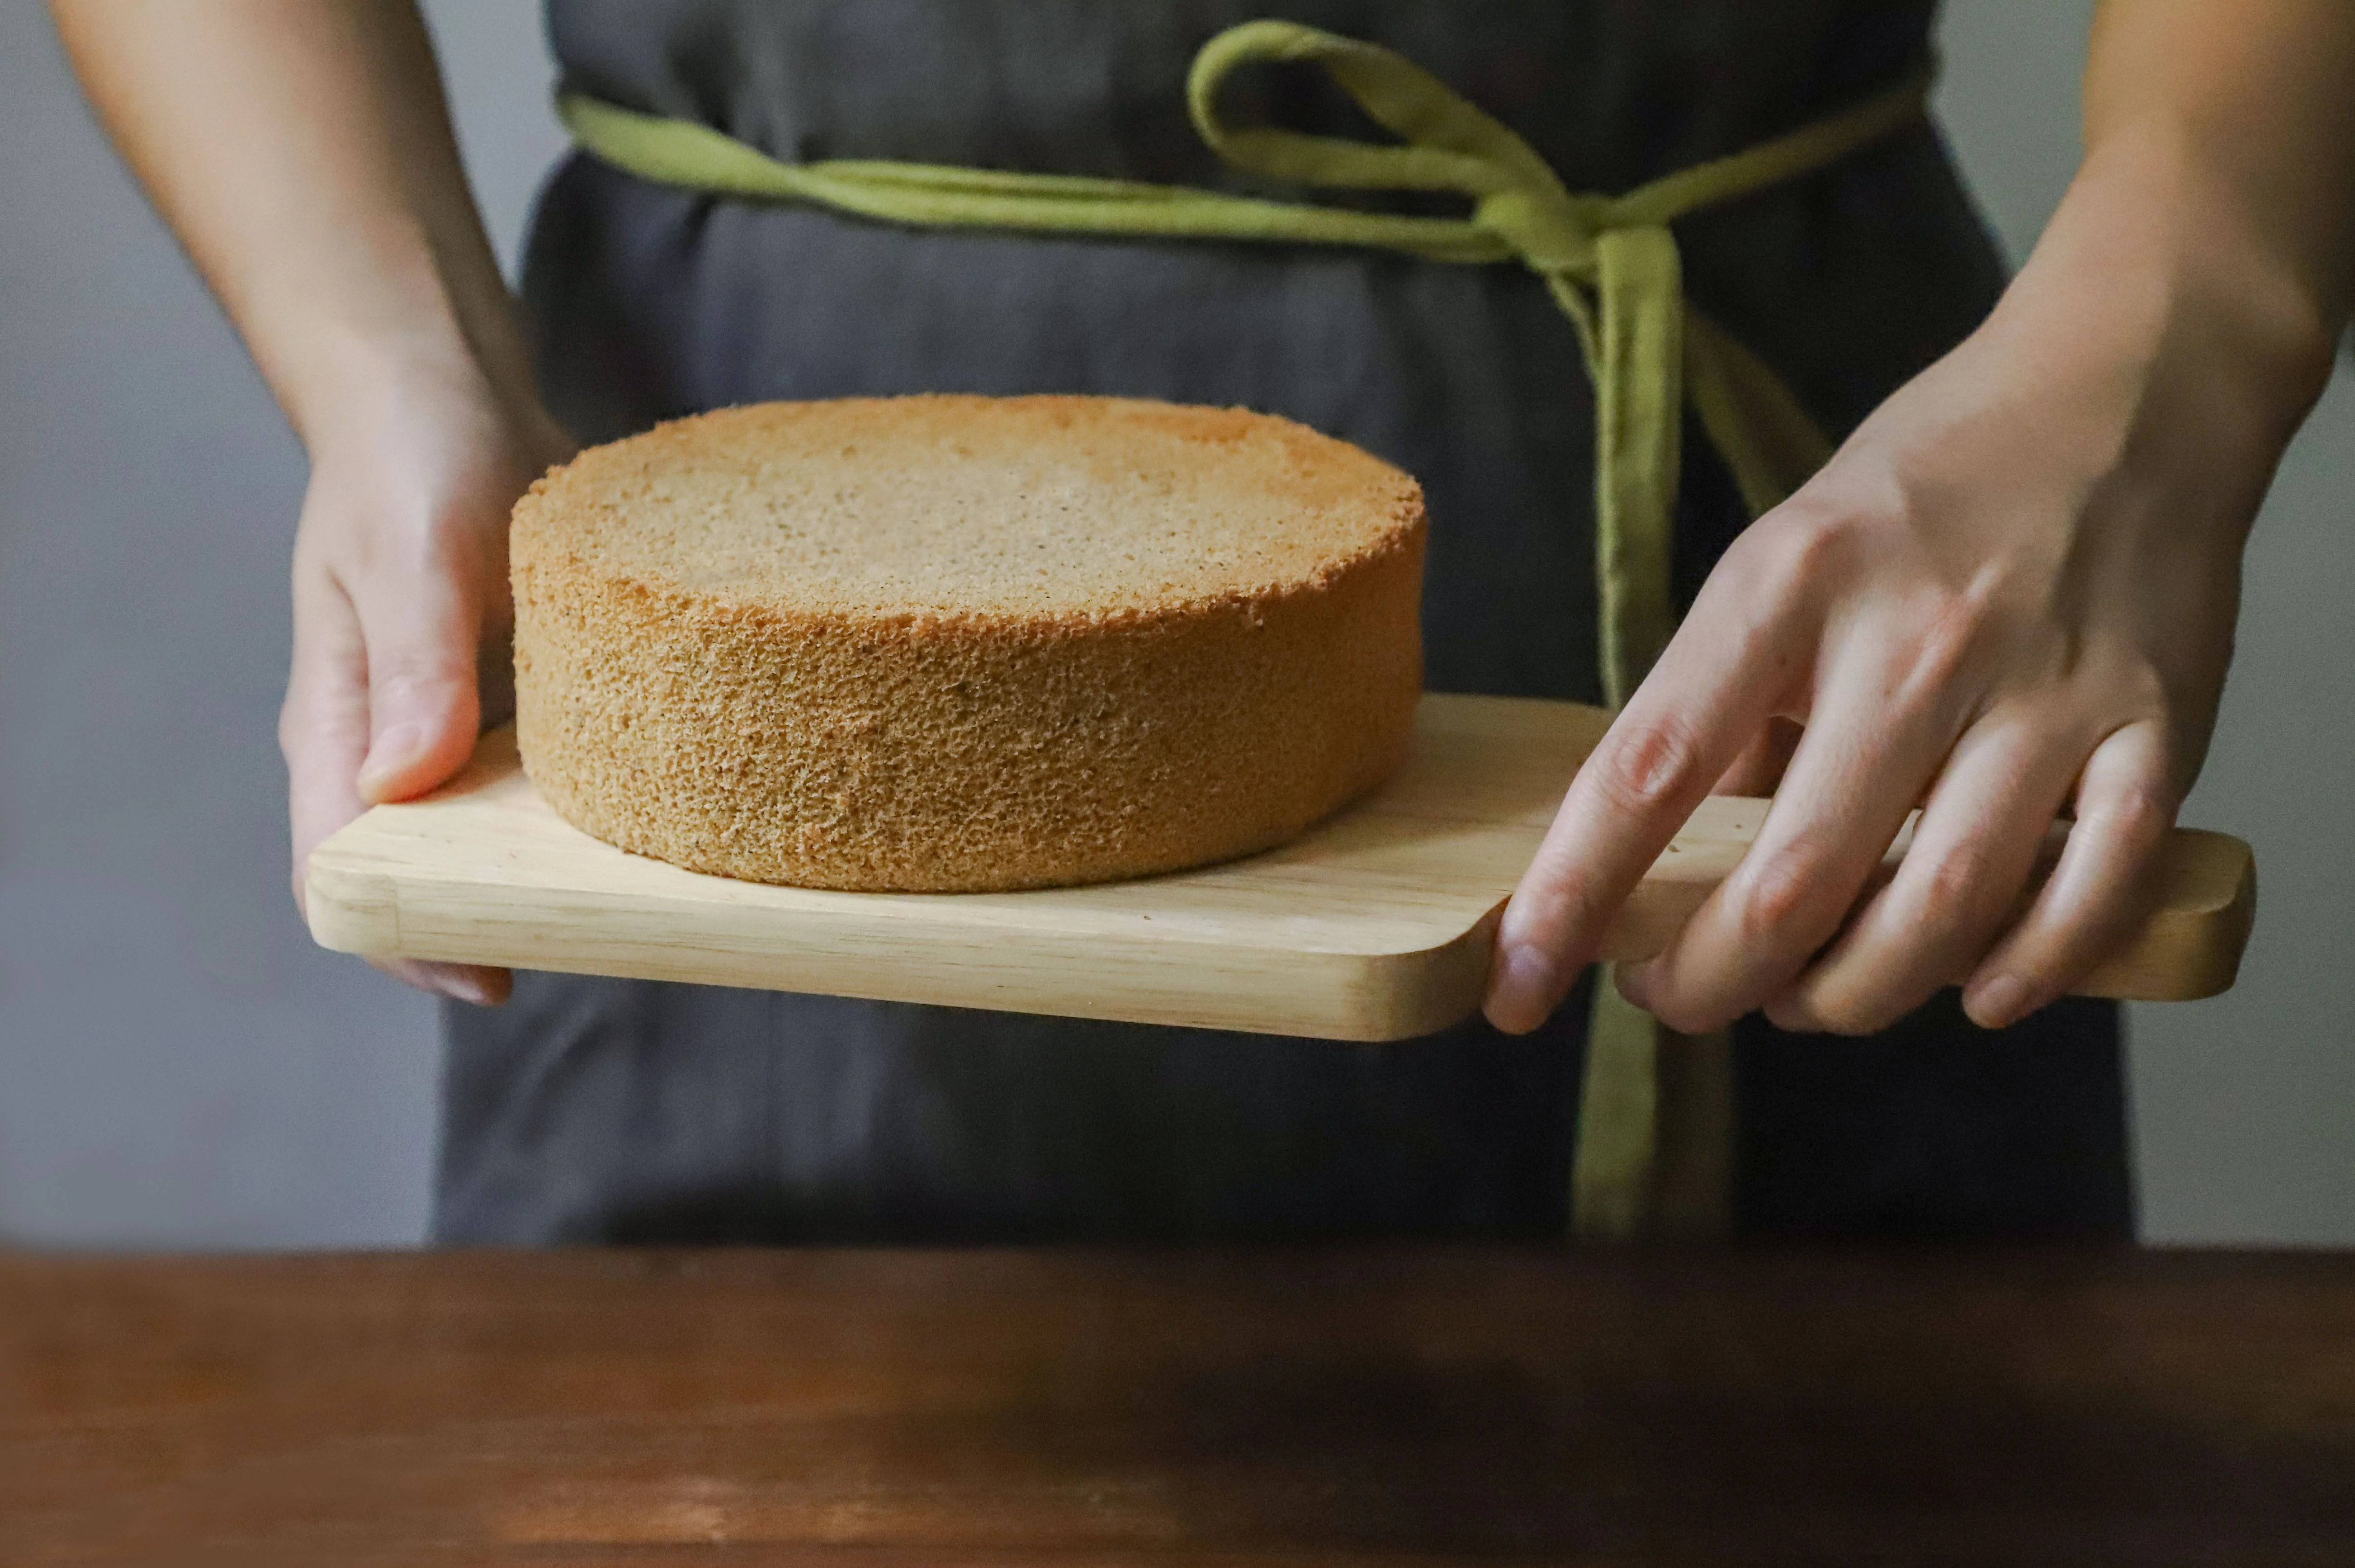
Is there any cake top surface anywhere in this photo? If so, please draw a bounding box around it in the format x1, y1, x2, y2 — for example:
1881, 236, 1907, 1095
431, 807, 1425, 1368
515, 396, 1423, 622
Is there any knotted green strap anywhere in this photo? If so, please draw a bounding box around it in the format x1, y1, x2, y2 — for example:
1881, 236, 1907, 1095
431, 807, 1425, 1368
561, 21, 1929, 1240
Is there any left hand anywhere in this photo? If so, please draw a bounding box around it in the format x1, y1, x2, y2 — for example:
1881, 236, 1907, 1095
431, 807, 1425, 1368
1481, 152, 2335, 1037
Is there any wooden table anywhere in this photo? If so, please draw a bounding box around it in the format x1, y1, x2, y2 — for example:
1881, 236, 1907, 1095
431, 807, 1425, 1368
5, 1248, 2352, 1565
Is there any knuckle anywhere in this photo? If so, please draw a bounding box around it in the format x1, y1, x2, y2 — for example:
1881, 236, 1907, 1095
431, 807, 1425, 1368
1731, 836, 1836, 947
1730, 506, 1851, 609
1756, 501, 1853, 569
1589, 715, 1709, 819
1916, 842, 2002, 926
1512, 859, 1608, 949
2087, 779, 2175, 855
2108, 661, 2174, 720
1883, 589, 1991, 711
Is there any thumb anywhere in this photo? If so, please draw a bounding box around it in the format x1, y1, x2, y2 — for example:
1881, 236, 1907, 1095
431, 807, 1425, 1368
352, 562, 487, 805
283, 562, 511, 1006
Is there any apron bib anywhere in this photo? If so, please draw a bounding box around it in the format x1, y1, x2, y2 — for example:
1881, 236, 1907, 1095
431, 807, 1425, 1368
433, 0, 2131, 1245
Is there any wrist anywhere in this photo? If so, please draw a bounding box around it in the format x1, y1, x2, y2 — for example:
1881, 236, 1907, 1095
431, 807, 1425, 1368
281, 310, 562, 480
1999, 123, 2341, 449
288, 340, 572, 566
243, 216, 548, 461
1952, 122, 2339, 562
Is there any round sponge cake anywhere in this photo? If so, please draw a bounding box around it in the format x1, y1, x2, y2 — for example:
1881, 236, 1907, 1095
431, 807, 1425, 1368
510, 395, 1425, 893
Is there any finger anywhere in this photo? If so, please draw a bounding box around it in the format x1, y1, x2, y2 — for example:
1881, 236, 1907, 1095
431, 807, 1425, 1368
351, 544, 487, 805
1483, 541, 1818, 1034
1766, 714, 2080, 1034
1962, 721, 2176, 1028
372, 955, 512, 1007
1620, 626, 1972, 1033
284, 562, 511, 1006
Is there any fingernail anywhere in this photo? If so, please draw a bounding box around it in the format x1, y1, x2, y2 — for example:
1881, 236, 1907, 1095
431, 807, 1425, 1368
1966, 973, 2028, 1030
1490, 943, 1562, 1025
358, 723, 422, 798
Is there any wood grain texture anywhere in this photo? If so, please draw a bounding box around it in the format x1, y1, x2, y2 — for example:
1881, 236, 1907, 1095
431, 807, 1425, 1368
5, 1247, 2353, 1565
305, 693, 2254, 1039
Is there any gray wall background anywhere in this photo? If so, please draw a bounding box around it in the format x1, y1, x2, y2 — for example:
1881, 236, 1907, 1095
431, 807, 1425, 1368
1, 2, 2346, 1248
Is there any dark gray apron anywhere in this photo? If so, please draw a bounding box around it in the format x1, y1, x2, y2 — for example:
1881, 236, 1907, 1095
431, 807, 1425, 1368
435, 0, 2130, 1244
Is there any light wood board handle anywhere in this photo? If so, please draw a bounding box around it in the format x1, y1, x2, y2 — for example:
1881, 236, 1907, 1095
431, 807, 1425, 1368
1593, 797, 2254, 1001
300, 702, 2256, 1039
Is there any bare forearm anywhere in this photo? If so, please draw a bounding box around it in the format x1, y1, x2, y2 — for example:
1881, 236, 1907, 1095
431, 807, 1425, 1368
50, 0, 536, 447
2039, 2, 2355, 411
2088, 0, 2355, 335
1942, 0, 2355, 571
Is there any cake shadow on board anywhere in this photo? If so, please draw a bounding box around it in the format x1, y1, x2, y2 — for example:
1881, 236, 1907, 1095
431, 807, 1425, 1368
311, 396, 2254, 1040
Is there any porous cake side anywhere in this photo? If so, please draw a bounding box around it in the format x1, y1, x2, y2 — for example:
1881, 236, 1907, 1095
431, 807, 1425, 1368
510, 395, 1425, 892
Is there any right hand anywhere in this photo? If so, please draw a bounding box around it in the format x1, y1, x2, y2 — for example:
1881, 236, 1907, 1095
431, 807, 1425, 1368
281, 358, 574, 1004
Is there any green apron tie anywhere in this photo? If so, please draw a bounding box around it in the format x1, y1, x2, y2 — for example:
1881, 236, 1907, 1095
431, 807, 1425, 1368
560, 20, 1930, 1240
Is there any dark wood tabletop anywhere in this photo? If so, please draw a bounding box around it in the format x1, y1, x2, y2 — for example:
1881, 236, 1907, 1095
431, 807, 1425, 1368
4, 1247, 2353, 1565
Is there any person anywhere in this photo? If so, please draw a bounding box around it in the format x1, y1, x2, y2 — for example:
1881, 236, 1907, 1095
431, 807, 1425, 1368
54, 0, 2355, 1245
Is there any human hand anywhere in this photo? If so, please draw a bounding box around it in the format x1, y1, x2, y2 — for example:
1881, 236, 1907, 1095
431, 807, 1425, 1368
1483, 164, 2336, 1038
283, 360, 573, 1004
52, 0, 582, 1003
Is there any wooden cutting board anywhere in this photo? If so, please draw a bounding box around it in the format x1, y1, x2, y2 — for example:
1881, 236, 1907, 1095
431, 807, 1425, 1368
305, 693, 2253, 1040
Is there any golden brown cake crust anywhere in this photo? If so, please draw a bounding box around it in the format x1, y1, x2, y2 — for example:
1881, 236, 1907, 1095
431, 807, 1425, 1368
511, 395, 1425, 892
